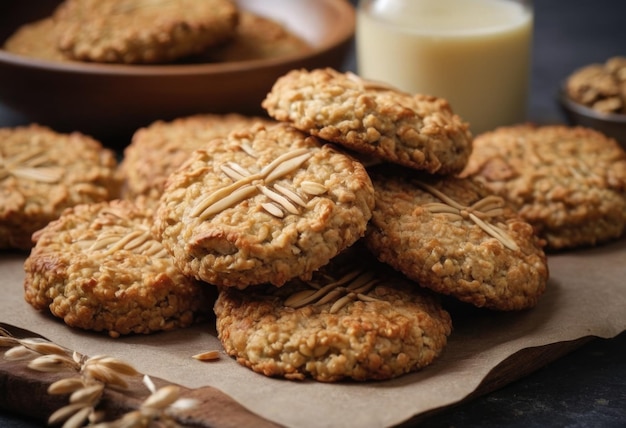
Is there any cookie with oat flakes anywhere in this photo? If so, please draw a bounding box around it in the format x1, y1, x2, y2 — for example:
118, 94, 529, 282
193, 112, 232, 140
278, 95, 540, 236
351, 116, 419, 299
365, 166, 548, 311
262, 68, 473, 175
152, 122, 375, 288
460, 124, 626, 250
214, 245, 452, 382
0, 124, 121, 250
24, 198, 209, 338
53, 0, 239, 64
119, 113, 275, 203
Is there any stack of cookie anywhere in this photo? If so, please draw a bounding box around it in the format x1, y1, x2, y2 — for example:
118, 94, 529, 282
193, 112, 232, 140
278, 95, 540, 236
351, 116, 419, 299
143, 68, 550, 381
260, 68, 549, 312
3, 0, 310, 64
16, 67, 626, 383
1, 123, 213, 339
20, 115, 272, 339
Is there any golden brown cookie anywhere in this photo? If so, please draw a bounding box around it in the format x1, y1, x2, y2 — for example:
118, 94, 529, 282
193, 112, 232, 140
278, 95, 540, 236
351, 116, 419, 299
53, 0, 239, 64
153, 122, 375, 288
214, 245, 452, 382
460, 124, 626, 250
119, 114, 275, 202
365, 167, 548, 311
201, 11, 310, 62
24, 199, 209, 338
0, 124, 121, 250
2, 18, 69, 62
262, 68, 473, 175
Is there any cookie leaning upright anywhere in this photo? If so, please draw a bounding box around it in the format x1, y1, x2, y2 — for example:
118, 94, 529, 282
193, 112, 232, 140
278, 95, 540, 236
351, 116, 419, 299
460, 124, 626, 250
153, 122, 375, 288
365, 167, 548, 311
262, 68, 473, 175
0, 124, 121, 250
24, 199, 209, 338
52, 0, 239, 64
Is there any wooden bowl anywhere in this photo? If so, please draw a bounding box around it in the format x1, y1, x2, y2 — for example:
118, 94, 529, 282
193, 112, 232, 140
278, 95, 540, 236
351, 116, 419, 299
0, 0, 355, 147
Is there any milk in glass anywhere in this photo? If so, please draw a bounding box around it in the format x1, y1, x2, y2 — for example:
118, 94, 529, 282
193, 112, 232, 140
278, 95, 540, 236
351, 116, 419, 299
357, 0, 533, 135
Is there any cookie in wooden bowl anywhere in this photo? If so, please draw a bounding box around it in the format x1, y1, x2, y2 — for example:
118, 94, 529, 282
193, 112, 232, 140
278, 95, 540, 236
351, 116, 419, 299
53, 0, 239, 64
199, 11, 311, 63
3, 17, 68, 62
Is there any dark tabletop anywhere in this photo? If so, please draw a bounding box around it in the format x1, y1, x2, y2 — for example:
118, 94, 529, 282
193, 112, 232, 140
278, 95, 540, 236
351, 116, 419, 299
2, 1, 626, 427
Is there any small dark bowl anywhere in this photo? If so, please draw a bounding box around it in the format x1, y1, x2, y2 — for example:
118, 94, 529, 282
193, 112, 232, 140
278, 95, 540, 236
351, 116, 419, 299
558, 84, 626, 150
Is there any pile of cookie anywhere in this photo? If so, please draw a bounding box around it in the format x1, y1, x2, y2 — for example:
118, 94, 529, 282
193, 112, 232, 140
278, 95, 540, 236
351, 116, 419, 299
565, 56, 626, 114
7, 67, 626, 383
2, 0, 309, 64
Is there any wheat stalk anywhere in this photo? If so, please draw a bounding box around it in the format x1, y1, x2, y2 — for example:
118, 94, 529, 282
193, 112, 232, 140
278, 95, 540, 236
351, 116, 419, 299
0, 328, 200, 427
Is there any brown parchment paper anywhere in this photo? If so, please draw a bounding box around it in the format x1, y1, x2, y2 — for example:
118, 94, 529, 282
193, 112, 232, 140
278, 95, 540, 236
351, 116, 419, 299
2, 237, 626, 428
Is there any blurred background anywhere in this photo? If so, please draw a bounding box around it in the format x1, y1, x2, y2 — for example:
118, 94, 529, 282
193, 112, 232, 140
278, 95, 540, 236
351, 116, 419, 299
344, 0, 626, 127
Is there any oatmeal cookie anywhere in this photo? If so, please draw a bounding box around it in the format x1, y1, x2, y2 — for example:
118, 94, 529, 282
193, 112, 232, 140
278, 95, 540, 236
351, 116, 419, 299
153, 122, 375, 288
201, 11, 310, 62
262, 68, 473, 174
460, 124, 626, 250
365, 167, 548, 311
2, 18, 69, 62
0, 124, 121, 250
120, 114, 275, 202
53, 0, 239, 64
214, 246, 452, 382
24, 199, 209, 338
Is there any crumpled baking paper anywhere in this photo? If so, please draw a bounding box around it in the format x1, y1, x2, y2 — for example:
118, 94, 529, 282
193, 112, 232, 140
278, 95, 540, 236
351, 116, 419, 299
2, 237, 625, 428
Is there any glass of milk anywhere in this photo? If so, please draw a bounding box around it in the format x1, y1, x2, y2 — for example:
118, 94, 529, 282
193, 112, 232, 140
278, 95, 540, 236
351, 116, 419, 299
356, 0, 533, 135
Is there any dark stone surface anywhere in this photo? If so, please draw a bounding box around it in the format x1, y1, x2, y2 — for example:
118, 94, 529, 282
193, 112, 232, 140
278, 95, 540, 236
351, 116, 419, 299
413, 332, 626, 428
2, 1, 626, 427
